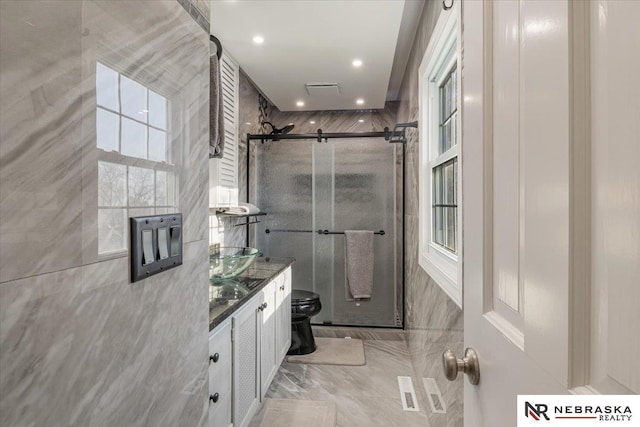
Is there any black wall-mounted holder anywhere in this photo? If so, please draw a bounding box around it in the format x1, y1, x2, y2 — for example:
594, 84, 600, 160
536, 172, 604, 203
130, 214, 183, 283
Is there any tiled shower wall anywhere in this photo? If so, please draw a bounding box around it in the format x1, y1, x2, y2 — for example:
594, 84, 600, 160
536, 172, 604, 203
263, 103, 404, 326
0, 2, 210, 426
397, 1, 464, 426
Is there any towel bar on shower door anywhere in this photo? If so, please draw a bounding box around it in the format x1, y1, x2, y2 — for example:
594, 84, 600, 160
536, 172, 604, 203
264, 229, 385, 236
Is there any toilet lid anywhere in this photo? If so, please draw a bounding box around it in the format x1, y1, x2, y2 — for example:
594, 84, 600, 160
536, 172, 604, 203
291, 289, 320, 304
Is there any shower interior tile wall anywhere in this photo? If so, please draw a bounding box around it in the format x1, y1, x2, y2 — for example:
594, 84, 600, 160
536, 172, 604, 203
0, 2, 210, 426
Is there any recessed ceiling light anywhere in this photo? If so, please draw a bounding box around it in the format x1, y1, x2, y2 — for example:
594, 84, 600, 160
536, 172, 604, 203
252, 35, 264, 44
358, 119, 364, 123
352, 59, 363, 67
296, 101, 305, 107
309, 120, 316, 124
356, 98, 365, 105
245, 122, 251, 125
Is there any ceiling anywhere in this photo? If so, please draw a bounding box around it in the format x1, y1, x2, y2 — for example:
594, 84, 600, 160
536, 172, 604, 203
210, 0, 422, 112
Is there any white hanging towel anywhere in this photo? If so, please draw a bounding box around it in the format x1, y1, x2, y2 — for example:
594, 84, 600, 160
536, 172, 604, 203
344, 230, 374, 301
212, 202, 261, 215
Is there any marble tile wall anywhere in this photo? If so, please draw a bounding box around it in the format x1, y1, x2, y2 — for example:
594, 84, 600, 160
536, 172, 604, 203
396, 1, 464, 426
177, 0, 210, 33
0, 1, 210, 425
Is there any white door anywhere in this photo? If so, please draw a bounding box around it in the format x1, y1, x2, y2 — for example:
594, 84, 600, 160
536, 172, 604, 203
462, 0, 640, 425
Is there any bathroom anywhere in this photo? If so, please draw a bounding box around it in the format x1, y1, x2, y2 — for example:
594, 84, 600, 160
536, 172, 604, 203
0, 1, 638, 427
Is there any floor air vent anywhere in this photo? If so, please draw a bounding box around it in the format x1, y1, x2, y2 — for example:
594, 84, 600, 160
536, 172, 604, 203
423, 378, 447, 414
397, 376, 420, 412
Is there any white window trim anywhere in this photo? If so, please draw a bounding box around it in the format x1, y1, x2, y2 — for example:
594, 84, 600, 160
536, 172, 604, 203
418, 3, 462, 308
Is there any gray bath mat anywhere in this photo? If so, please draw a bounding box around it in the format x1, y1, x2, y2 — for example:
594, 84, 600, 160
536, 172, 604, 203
286, 337, 366, 366
258, 399, 336, 427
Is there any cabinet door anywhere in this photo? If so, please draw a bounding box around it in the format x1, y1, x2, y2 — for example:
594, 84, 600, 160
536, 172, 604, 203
275, 267, 292, 363
209, 320, 232, 427
259, 281, 277, 399
232, 294, 263, 427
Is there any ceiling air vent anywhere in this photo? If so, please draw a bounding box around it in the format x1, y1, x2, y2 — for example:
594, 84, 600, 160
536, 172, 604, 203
305, 83, 340, 100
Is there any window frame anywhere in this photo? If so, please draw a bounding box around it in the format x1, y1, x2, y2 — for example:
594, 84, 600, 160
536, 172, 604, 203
418, 2, 462, 307
95, 61, 178, 257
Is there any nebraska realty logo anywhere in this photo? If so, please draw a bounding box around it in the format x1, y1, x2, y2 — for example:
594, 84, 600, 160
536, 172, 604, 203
518, 395, 640, 426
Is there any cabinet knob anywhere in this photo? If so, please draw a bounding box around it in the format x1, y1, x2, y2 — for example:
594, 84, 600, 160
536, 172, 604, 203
280, 285, 285, 291
210, 353, 219, 363
210, 393, 219, 403
263, 302, 268, 309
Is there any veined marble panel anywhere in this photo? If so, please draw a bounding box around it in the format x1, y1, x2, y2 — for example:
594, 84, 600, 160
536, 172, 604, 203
0, 1, 210, 426
0, 0, 209, 283
0, 239, 209, 427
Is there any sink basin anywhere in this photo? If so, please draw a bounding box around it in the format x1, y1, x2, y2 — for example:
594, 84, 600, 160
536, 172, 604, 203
209, 280, 250, 310
209, 247, 261, 281
210, 280, 250, 303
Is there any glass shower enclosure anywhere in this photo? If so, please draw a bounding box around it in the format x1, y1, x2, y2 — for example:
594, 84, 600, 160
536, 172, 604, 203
251, 137, 402, 328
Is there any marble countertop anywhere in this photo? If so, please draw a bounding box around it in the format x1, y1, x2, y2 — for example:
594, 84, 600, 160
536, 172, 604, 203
209, 257, 295, 331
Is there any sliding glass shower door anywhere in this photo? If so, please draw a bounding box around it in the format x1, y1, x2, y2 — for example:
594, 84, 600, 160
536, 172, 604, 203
252, 137, 400, 327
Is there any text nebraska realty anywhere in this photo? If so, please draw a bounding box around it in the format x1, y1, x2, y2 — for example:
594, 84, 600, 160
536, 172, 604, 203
528, 402, 633, 422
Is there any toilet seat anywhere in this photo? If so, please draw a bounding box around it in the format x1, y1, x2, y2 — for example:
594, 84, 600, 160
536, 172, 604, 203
291, 289, 320, 305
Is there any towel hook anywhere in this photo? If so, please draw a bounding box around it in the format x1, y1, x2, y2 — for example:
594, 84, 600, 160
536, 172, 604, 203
210, 35, 223, 60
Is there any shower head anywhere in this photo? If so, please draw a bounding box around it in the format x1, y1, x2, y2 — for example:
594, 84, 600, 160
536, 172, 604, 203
280, 124, 295, 134
262, 121, 295, 135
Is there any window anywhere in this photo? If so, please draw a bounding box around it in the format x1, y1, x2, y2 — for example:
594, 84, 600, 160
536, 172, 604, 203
433, 65, 458, 253
418, 3, 462, 307
96, 62, 169, 162
96, 62, 177, 255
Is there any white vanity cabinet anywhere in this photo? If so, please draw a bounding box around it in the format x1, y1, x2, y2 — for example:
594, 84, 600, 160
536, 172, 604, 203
259, 267, 292, 398
275, 267, 292, 363
208, 319, 233, 427
231, 291, 263, 427
209, 266, 292, 427
259, 280, 278, 399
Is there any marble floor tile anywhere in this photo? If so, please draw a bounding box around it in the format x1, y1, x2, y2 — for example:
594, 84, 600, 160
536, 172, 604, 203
251, 399, 337, 427
255, 331, 431, 427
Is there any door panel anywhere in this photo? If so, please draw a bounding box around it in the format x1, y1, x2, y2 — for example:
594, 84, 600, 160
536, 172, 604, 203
463, 0, 640, 425
463, 1, 570, 425
253, 138, 400, 327
589, 0, 640, 395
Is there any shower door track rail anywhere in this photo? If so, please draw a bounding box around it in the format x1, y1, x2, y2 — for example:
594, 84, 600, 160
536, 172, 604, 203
264, 228, 385, 236
247, 129, 403, 143
247, 122, 417, 144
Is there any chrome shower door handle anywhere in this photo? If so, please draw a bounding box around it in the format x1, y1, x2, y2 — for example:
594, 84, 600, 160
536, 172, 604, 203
442, 347, 480, 385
